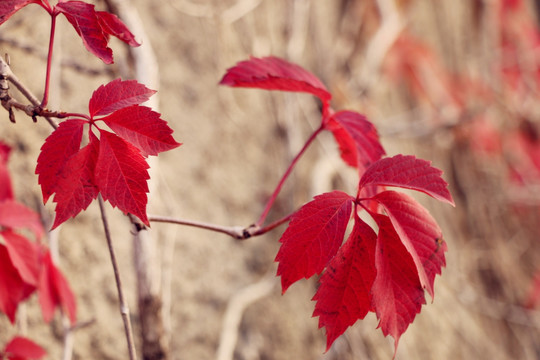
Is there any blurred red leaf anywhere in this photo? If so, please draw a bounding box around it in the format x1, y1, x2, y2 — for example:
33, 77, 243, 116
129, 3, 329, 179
0, 200, 44, 239
275, 191, 354, 292
3, 231, 40, 286
38, 251, 76, 324
525, 270, 540, 309
0, 244, 35, 323
383, 33, 464, 111
220, 56, 332, 112
0, 142, 13, 201
312, 215, 377, 350
3, 336, 46, 360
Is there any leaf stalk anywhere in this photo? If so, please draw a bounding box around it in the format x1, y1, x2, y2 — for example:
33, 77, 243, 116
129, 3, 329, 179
255, 123, 325, 227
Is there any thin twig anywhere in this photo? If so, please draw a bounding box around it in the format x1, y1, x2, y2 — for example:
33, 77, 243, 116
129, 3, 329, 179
255, 124, 324, 227
98, 195, 138, 360
148, 213, 293, 240
148, 216, 248, 239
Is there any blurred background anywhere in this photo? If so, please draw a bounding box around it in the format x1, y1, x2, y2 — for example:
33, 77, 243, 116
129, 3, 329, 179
1, 0, 540, 359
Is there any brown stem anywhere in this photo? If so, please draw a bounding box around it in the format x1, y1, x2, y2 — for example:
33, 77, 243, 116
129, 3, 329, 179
0, 55, 58, 128
98, 195, 138, 360
148, 213, 292, 240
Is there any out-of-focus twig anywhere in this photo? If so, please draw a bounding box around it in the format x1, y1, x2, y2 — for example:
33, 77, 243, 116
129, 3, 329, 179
359, 0, 404, 91
216, 276, 276, 360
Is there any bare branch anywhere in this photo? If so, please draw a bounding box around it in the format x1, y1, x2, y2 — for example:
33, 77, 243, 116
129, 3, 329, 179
148, 213, 292, 240
98, 195, 138, 360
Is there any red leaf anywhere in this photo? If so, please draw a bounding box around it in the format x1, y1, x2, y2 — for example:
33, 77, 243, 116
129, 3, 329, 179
0, 142, 14, 201
0, 200, 44, 239
0, 244, 35, 323
95, 130, 150, 225
371, 214, 425, 352
0, 0, 47, 25
102, 105, 181, 156
89, 78, 156, 117
325, 111, 386, 172
38, 251, 77, 324
4, 336, 46, 360
36, 119, 85, 203
3, 231, 40, 286
56, 1, 112, 63
312, 215, 377, 350
220, 56, 332, 111
96, 11, 139, 47
360, 154, 454, 205
373, 191, 447, 299
56, 1, 138, 64
275, 191, 354, 292
50, 133, 100, 229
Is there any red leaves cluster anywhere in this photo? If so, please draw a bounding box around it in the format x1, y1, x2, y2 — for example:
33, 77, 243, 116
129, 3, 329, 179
1, 142, 81, 359
0, 0, 139, 64
36, 79, 181, 228
221, 56, 454, 353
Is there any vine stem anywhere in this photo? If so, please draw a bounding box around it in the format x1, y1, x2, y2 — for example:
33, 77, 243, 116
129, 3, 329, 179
149, 213, 293, 240
98, 195, 138, 360
41, 13, 58, 108
255, 123, 325, 227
